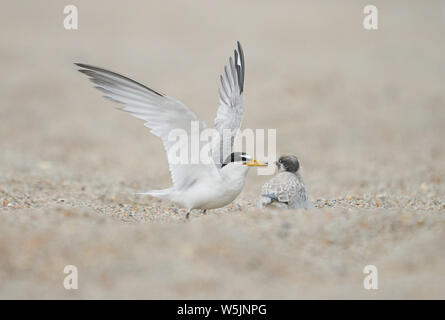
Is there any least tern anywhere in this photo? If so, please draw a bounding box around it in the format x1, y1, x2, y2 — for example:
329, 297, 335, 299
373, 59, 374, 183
259, 155, 311, 209
76, 42, 267, 217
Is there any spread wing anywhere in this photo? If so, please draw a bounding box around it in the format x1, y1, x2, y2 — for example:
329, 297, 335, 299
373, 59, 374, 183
212, 42, 245, 167
75, 63, 218, 189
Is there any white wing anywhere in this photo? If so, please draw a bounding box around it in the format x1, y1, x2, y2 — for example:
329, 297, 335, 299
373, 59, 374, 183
76, 63, 218, 189
213, 42, 245, 167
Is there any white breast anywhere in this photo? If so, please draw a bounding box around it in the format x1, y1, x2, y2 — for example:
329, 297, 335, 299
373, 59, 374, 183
171, 163, 248, 210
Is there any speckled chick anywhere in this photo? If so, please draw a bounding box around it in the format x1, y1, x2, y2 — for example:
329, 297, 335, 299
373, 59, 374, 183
259, 155, 312, 209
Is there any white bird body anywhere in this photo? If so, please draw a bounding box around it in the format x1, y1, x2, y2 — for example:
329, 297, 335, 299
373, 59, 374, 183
76, 42, 266, 214
147, 163, 248, 210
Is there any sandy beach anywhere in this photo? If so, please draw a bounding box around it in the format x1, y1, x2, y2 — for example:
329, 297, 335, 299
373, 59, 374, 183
1, 1, 445, 298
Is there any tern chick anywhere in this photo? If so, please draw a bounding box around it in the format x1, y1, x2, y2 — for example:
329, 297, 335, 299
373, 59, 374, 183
259, 155, 311, 209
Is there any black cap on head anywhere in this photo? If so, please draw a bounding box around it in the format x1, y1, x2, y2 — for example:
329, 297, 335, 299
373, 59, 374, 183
221, 152, 250, 167
277, 155, 300, 173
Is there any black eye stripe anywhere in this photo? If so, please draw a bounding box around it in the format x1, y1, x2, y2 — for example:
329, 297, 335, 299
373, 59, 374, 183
222, 152, 251, 167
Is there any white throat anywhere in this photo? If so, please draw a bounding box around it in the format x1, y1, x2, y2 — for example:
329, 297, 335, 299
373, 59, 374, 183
220, 163, 249, 188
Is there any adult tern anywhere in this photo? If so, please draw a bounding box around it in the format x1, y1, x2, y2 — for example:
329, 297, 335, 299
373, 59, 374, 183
76, 42, 267, 218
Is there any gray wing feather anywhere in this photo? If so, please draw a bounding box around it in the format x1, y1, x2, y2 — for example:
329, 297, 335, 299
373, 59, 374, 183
213, 42, 246, 167
75, 63, 218, 189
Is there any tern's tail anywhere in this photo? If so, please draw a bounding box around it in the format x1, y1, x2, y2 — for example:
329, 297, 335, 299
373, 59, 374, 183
136, 188, 173, 200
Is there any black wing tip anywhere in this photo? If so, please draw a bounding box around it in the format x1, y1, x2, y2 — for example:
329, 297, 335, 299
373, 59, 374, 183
75, 63, 87, 73
236, 41, 244, 58
74, 62, 165, 98
220, 42, 246, 96
74, 62, 109, 73
74, 62, 95, 70
234, 41, 245, 93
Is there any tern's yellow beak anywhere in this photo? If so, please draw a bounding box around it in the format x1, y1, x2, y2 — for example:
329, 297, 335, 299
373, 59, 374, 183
245, 159, 268, 167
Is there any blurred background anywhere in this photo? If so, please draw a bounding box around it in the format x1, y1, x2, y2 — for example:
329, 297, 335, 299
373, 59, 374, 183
0, 0, 444, 298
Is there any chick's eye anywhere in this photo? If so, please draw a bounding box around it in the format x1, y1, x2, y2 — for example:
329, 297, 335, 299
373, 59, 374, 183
278, 159, 282, 163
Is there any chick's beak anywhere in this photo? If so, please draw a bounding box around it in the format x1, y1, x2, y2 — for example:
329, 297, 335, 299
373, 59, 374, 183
245, 159, 268, 167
